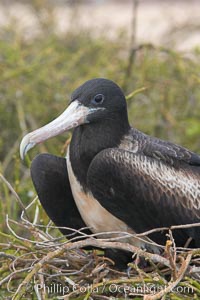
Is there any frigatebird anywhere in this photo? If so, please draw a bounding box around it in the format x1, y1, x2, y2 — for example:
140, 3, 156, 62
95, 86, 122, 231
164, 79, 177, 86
20, 78, 200, 266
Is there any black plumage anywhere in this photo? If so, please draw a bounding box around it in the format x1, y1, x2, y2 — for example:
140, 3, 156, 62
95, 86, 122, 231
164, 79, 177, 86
20, 78, 200, 267
31, 153, 90, 236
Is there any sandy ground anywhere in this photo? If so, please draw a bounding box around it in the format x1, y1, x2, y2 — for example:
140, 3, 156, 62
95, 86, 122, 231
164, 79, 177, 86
0, 0, 200, 50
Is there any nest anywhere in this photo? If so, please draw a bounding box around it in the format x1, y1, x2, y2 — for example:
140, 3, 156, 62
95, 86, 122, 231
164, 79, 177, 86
0, 175, 200, 299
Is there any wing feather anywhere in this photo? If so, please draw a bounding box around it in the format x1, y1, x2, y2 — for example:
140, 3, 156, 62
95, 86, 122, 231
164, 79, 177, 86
87, 148, 200, 246
121, 128, 200, 166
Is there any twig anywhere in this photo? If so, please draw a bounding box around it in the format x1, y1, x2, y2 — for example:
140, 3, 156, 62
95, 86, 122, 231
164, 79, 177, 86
164, 240, 177, 281
126, 87, 147, 101
6, 215, 49, 244
0, 267, 31, 286
135, 222, 200, 237
0, 173, 30, 220
143, 253, 192, 300
0, 252, 16, 260
123, 0, 139, 90
12, 238, 172, 300
1, 138, 21, 174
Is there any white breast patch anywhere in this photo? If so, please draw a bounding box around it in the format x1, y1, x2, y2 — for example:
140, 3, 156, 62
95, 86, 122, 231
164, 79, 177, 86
66, 148, 150, 249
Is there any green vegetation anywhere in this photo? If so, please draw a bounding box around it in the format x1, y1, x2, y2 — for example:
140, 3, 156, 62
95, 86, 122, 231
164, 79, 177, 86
0, 2, 200, 299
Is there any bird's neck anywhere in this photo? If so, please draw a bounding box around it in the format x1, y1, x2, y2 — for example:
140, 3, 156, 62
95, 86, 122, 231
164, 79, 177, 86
69, 116, 130, 190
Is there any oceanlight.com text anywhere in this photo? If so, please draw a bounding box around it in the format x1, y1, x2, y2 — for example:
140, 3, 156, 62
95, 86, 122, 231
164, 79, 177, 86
33, 283, 194, 296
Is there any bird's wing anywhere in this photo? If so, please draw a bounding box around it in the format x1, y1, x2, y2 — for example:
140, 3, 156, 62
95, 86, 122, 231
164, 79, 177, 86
87, 148, 200, 246
122, 129, 200, 167
31, 153, 91, 236
141, 136, 200, 166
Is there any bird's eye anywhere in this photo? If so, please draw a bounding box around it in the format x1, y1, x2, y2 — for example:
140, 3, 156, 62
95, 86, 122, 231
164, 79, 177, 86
92, 94, 105, 105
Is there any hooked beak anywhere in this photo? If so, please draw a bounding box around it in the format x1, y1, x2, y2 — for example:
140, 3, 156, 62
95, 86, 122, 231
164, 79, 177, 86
20, 100, 94, 160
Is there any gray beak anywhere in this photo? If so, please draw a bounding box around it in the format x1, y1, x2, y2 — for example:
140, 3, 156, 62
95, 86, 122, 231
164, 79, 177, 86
20, 100, 91, 160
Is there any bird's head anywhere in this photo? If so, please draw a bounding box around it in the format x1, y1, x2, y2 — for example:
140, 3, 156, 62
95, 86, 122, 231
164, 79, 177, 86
20, 78, 129, 160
